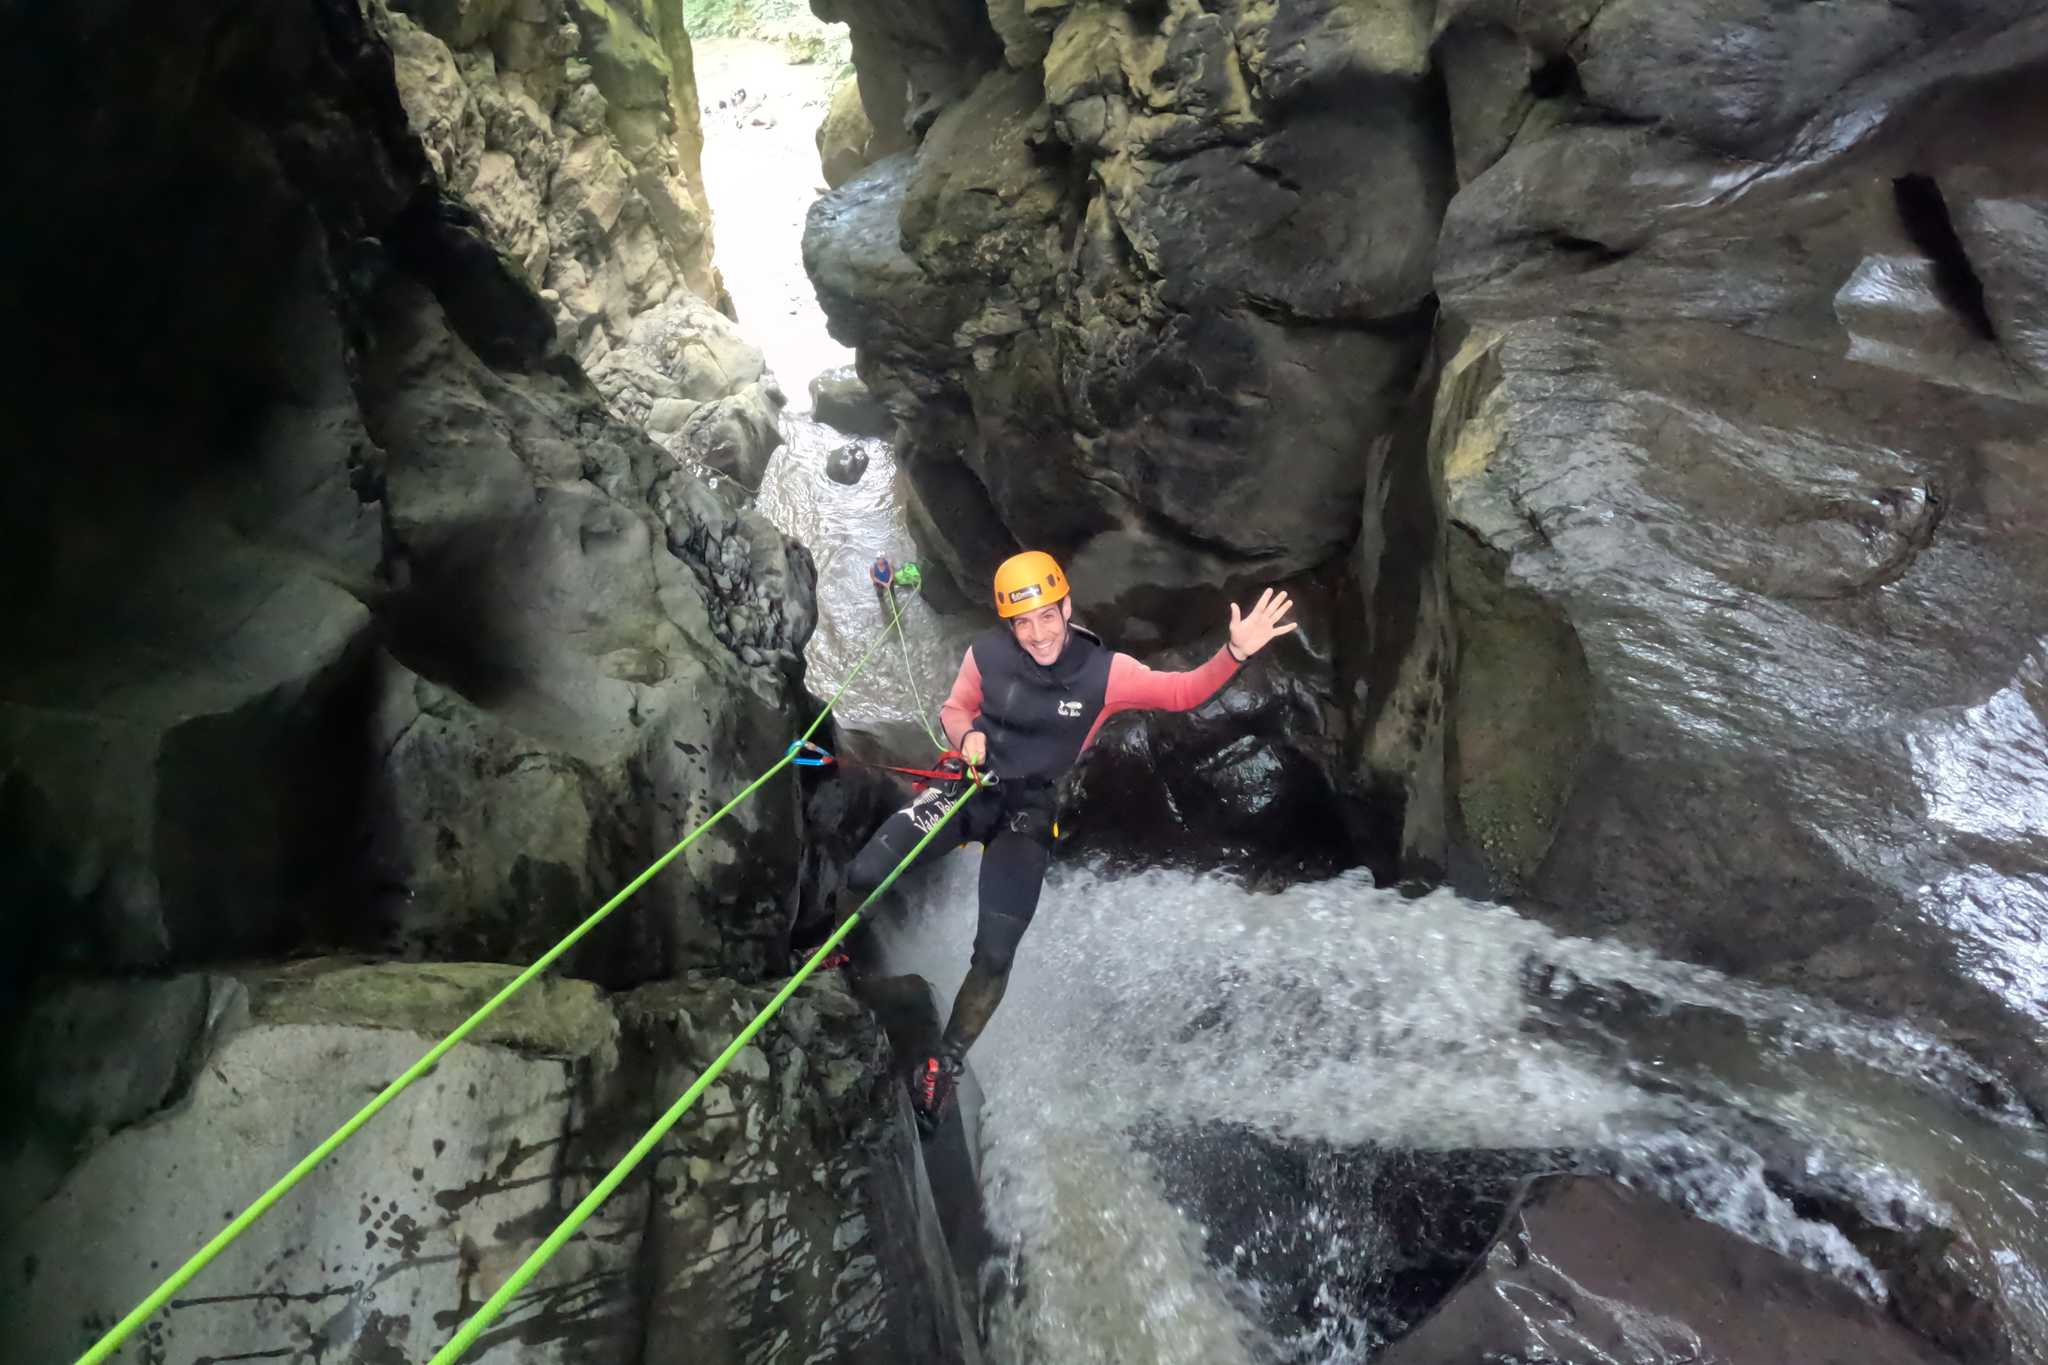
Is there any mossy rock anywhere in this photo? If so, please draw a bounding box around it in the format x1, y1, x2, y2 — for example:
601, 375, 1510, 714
246, 958, 620, 1059
1447, 530, 1591, 894
569, 0, 674, 110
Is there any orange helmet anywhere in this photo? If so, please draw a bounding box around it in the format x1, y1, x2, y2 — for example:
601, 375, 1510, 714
993, 550, 1069, 618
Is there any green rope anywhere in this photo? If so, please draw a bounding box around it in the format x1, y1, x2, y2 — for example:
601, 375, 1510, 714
424, 777, 987, 1365
73, 600, 912, 1365
887, 583, 950, 755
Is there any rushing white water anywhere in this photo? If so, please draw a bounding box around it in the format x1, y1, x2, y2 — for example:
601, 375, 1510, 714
868, 858, 2048, 1364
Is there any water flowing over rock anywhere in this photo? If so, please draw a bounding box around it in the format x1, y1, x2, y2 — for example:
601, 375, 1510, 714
801, 0, 2048, 1114
877, 859, 2048, 1364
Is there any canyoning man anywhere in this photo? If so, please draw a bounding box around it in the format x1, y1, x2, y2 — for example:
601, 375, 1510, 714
845, 550, 1298, 1128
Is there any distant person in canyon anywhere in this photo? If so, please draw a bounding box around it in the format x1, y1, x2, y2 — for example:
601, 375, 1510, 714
845, 550, 1298, 1129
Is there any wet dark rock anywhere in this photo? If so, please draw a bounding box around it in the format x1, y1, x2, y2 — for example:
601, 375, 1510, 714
827, 442, 873, 485
625, 972, 980, 1364
1415, 15, 2048, 1100
804, 34, 1449, 645
1378, 1177, 1963, 1365
810, 0, 1002, 150
851, 971, 995, 1328
1138, 1123, 1566, 1354
791, 749, 908, 950
812, 363, 892, 437
1059, 631, 1354, 884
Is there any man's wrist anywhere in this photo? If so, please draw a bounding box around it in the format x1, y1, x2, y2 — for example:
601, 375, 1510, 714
1226, 641, 1247, 663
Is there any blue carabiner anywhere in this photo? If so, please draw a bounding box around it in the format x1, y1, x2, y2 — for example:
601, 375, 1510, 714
787, 740, 833, 767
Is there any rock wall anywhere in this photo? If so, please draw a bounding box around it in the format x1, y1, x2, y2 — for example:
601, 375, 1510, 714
1422, 2, 2048, 1110
0, 1, 983, 1353
1, 962, 974, 1363
804, 4, 1446, 644
376, 0, 720, 358
801, 0, 2048, 1102
376, 0, 787, 484
0, 0, 811, 989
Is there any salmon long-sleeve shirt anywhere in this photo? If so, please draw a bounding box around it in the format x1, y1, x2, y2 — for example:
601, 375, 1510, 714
937, 623, 1241, 785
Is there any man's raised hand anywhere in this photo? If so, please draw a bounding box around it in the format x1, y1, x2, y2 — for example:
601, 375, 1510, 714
1228, 588, 1299, 660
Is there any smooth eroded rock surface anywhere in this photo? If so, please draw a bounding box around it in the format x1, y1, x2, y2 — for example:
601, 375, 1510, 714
3, 962, 972, 1363
1379, 1177, 1960, 1365
1, 0, 814, 987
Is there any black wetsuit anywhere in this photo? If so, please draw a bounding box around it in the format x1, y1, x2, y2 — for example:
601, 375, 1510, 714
846, 625, 1113, 1058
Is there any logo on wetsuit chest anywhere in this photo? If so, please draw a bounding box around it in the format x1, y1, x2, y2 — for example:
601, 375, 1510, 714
1057, 699, 1083, 718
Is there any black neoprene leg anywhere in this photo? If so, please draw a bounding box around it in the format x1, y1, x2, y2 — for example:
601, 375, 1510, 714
939, 830, 1051, 1057
846, 787, 976, 897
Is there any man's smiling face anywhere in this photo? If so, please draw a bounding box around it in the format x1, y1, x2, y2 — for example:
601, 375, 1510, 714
1011, 598, 1071, 665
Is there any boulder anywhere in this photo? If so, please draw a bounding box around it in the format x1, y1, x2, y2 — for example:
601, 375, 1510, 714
1378, 1177, 1960, 1365
810, 362, 892, 436
654, 381, 785, 489
5, 961, 975, 1363
588, 290, 769, 423
5, 963, 643, 1365
817, 71, 880, 188
826, 441, 872, 484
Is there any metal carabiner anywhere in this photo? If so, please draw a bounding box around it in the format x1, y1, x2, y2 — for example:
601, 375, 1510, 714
786, 740, 834, 767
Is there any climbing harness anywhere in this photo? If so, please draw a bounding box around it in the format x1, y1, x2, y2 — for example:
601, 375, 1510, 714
423, 774, 989, 1365
74, 569, 949, 1365
788, 739, 995, 791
